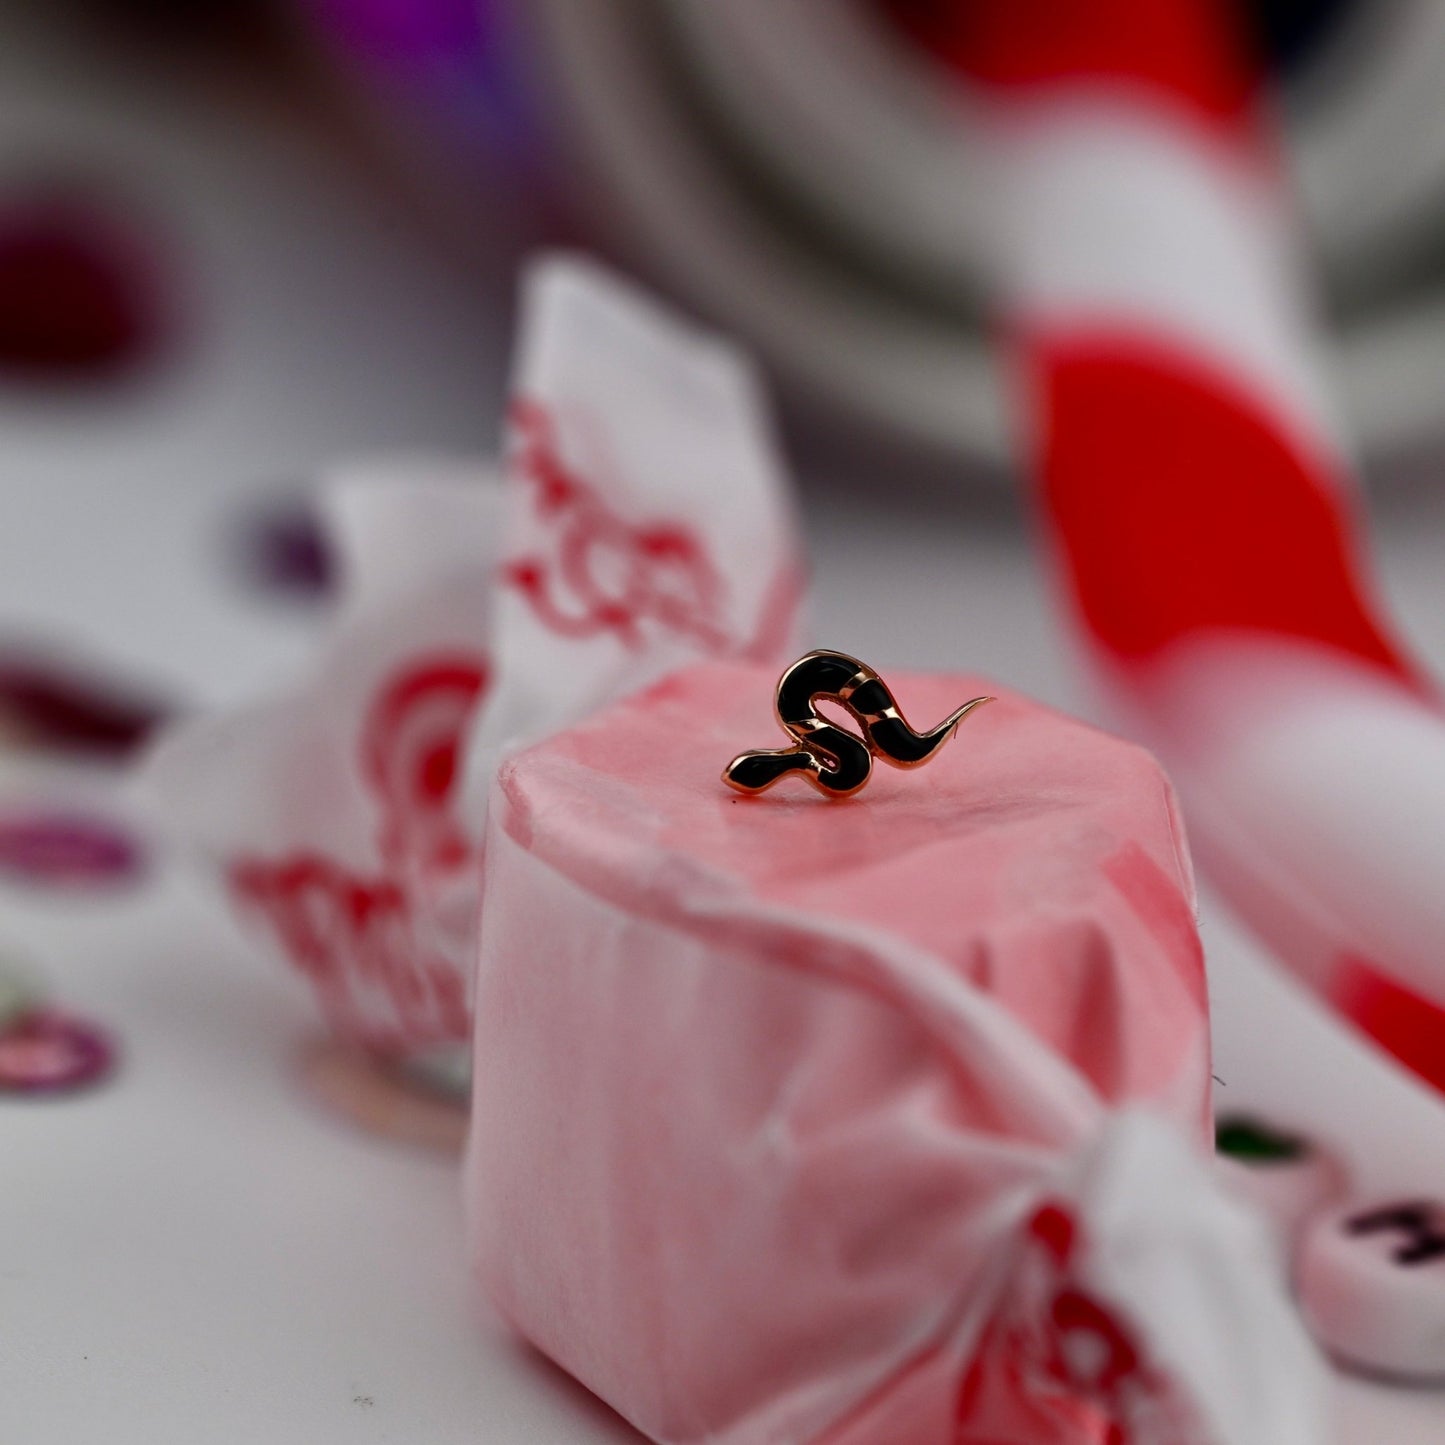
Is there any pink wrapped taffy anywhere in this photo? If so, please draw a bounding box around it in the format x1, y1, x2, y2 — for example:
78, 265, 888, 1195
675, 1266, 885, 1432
467, 661, 1322, 1444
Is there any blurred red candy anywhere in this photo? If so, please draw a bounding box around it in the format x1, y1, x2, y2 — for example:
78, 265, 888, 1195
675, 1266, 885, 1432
0, 653, 169, 758
0, 191, 167, 379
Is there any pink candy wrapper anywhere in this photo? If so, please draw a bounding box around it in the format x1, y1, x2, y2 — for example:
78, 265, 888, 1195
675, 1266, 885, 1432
146, 256, 802, 1056
467, 662, 1323, 1444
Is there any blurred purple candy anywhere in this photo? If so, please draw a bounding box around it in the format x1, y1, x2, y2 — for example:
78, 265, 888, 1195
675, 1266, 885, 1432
0, 1010, 116, 1096
236, 497, 335, 600
304, 0, 484, 60
0, 812, 144, 888
294, 0, 547, 178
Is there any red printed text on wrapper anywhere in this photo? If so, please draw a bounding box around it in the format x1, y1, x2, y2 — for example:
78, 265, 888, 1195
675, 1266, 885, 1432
954, 1204, 1208, 1445
228, 655, 487, 1051
503, 398, 733, 653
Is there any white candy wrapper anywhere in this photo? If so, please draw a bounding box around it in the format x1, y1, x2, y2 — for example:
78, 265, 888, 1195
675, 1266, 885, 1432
148, 461, 502, 1051
145, 255, 804, 1056
463, 258, 803, 791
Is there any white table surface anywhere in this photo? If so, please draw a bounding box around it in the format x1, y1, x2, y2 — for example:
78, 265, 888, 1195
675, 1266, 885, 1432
3, 7, 1445, 1441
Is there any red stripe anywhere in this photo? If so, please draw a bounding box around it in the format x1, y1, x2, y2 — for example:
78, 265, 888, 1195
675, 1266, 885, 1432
1033, 333, 1423, 687
1336, 956, 1445, 1096
875, 0, 1258, 127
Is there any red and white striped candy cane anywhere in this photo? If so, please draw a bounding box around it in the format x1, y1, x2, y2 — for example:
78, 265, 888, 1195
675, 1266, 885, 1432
921, 0, 1445, 1091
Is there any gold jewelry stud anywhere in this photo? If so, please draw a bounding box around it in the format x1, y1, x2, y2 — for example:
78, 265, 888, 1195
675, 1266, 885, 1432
723, 650, 992, 798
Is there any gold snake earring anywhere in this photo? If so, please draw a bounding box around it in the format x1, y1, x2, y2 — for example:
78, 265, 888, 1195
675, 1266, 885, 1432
723, 650, 992, 798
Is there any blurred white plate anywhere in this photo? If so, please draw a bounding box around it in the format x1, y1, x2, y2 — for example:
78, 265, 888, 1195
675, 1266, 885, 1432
521, 0, 1445, 476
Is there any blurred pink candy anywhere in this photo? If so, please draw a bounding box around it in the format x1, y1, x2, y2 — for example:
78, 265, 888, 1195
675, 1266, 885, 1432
0, 1010, 116, 1095
0, 812, 143, 888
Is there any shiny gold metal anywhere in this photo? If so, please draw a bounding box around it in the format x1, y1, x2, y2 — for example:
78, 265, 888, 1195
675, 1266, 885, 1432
723, 649, 992, 798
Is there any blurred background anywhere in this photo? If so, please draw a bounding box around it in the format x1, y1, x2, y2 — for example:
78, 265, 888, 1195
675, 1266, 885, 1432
5, 2, 1445, 1440
4, 0, 1445, 709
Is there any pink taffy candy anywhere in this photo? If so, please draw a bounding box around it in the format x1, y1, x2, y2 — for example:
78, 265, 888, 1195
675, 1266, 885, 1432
467, 661, 1323, 1445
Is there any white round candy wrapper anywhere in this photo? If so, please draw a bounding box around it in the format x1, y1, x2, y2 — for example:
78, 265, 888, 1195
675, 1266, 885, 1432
1216, 1117, 1350, 1255
1296, 1198, 1445, 1381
